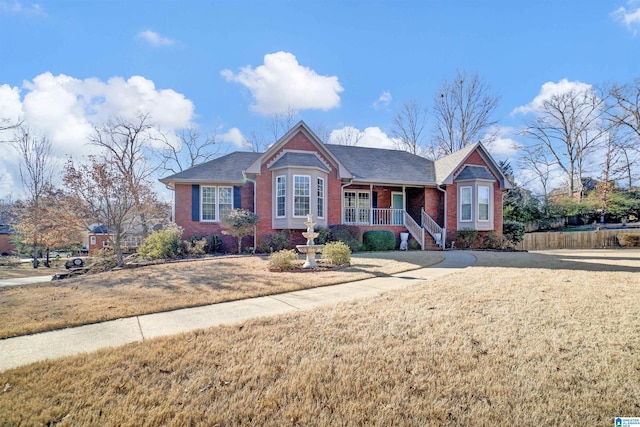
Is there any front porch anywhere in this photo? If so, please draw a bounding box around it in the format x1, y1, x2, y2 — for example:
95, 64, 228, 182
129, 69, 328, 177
342, 206, 445, 250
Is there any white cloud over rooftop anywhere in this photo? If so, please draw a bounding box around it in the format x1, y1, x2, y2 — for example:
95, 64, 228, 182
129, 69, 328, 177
221, 51, 344, 115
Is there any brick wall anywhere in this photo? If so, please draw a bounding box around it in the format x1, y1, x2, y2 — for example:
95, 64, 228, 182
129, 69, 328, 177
0, 235, 14, 255
444, 149, 505, 242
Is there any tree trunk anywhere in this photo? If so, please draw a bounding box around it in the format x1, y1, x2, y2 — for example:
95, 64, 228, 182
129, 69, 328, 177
44, 248, 51, 268
32, 242, 38, 268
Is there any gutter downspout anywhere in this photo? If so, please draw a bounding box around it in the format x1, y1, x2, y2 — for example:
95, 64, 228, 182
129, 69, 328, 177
437, 185, 447, 249
242, 171, 258, 254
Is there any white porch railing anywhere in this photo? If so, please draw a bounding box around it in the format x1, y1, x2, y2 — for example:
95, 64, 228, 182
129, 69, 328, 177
421, 208, 445, 249
404, 211, 424, 250
344, 208, 404, 226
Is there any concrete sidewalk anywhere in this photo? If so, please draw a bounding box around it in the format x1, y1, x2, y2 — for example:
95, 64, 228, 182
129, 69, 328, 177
0, 275, 52, 288
0, 251, 476, 372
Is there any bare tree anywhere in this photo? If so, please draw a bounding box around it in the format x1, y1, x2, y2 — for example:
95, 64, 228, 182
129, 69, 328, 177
432, 70, 500, 157
63, 156, 163, 267
157, 126, 222, 174
391, 99, 429, 156
243, 129, 268, 153
88, 113, 159, 237
268, 107, 297, 142
330, 126, 363, 146
606, 79, 640, 188
11, 126, 55, 267
520, 87, 608, 198
311, 122, 331, 143
518, 144, 555, 204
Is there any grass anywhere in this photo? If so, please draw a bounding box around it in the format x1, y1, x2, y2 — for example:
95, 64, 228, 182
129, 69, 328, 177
0, 249, 638, 425
0, 251, 445, 339
0, 260, 62, 280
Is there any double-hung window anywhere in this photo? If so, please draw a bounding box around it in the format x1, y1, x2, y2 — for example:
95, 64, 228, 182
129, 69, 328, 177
276, 176, 286, 217
317, 178, 324, 219
294, 175, 310, 217
460, 187, 472, 222
478, 186, 490, 221
201, 186, 233, 221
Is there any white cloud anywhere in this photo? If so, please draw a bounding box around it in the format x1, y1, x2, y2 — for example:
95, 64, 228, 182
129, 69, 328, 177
483, 126, 522, 157
511, 78, 593, 115
612, 1, 640, 35
372, 91, 392, 110
329, 126, 398, 149
138, 29, 176, 46
221, 51, 343, 115
0, 1, 45, 16
0, 72, 195, 199
219, 127, 246, 148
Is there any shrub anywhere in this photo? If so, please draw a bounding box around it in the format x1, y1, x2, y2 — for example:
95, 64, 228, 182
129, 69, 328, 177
474, 231, 501, 249
191, 234, 223, 254
185, 237, 207, 256
257, 230, 293, 253
222, 209, 259, 254
503, 221, 525, 247
617, 233, 640, 247
363, 230, 396, 251
328, 224, 362, 252
407, 235, 422, 250
315, 226, 332, 245
454, 229, 477, 249
322, 241, 351, 265
138, 227, 182, 259
268, 249, 298, 271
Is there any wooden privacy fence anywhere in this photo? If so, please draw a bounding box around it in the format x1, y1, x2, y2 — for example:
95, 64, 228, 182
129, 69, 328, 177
516, 229, 640, 251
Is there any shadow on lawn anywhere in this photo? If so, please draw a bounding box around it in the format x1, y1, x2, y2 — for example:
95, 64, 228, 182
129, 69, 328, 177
475, 250, 640, 273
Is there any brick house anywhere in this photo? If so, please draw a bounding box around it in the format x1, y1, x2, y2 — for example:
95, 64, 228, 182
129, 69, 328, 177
160, 121, 511, 251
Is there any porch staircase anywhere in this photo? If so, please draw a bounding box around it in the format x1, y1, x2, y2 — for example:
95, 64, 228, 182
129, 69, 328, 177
403, 209, 446, 251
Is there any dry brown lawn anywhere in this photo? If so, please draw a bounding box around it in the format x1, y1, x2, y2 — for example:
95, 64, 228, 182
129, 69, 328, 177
0, 251, 444, 339
0, 261, 61, 280
1, 249, 639, 426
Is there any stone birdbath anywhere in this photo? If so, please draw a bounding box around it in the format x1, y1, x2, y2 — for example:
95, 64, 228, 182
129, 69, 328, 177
296, 213, 324, 268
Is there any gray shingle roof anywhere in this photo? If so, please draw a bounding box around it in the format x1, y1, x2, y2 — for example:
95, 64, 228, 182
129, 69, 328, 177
325, 144, 436, 184
434, 142, 480, 183
160, 152, 261, 184
269, 152, 330, 171
455, 165, 496, 181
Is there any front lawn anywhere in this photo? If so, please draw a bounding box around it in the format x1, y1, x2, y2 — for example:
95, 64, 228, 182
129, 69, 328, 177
0, 251, 444, 339
1, 249, 638, 425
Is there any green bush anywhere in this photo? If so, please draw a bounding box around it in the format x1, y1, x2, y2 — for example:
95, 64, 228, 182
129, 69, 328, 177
617, 233, 640, 247
190, 234, 223, 254
328, 224, 362, 252
184, 237, 207, 256
268, 249, 298, 271
454, 229, 478, 249
322, 241, 351, 265
257, 230, 293, 253
138, 227, 182, 259
315, 226, 332, 245
503, 221, 525, 247
363, 230, 396, 251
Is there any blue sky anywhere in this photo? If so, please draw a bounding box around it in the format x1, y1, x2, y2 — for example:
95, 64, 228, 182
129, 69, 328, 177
1, 0, 639, 199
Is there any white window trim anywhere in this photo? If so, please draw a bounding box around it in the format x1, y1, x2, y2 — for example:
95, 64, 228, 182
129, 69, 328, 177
460, 186, 473, 222
293, 175, 311, 218
343, 190, 371, 224
317, 177, 325, 219
477, 185, 490, 222
200, 185, 233, 222
276, 175, 286, 218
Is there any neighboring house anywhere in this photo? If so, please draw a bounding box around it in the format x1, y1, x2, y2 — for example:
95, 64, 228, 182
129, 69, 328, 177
549, 177, 599, 201
160, 121, 511, 250
0, 224, 14, 256
0, 208, 15, 256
